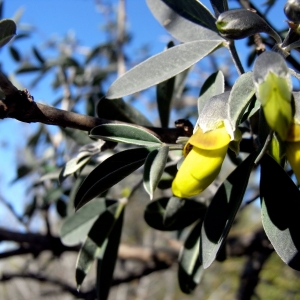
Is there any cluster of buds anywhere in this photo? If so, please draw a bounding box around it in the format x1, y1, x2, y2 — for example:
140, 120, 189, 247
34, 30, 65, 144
171, 2, 300, 199
253, 51, 300, 183
172, 50, 300, 199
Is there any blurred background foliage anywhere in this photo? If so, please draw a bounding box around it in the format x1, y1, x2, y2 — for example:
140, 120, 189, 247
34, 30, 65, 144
1, 0, 300, 299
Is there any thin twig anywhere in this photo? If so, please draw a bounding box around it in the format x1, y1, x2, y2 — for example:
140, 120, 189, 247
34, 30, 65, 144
228, 40, 245, 75
0, 72, 190, 143
0, 195, 25, 226
254, 130, 273, 165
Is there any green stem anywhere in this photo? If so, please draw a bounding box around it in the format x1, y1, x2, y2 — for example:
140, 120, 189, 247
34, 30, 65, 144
228, 40, 245, 75
254, 130, 273, 165
166, 144, 184, 151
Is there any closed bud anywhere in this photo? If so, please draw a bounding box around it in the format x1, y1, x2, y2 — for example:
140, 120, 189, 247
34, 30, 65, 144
216, 9, 281, 43
253, 52, 292, 140
284, 0, 300, 23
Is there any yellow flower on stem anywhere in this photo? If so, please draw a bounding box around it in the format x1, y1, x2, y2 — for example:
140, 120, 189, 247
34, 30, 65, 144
281, 92, 300, 184
172, 124, 231, 198
253, 52, 293, 141
285, 141, 300, 183
285, 121, 300, 184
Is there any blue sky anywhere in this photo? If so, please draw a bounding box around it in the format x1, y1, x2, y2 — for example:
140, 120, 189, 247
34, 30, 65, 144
0, 0, 288, 223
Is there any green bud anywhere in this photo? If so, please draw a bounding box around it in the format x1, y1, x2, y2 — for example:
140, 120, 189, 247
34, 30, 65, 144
216, 9, 281, 43
284, 0, 300, 23
253, 52, 292, 140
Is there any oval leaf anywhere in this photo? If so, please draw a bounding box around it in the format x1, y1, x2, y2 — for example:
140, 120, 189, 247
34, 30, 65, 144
74, 148, 149, 210
146, 0, 223, 42
156, 41, 176, 128
228, 71, 256, 129
90, 124, 162, 147
144, 197, 206, 231
161, 0, 217, 29
178, 221, 203, 294
201, 152, 257, 269
260, 154, 300, 270
96, 209, 124, 300
210, 0, 228, 17
97, 97, 153, 127
75, 201, 124, 290
198, 70, 224, 115
60, 198, 116, 246
59, 156, 91, 183
143, 145, 169, 199
106, 40, 224, 99
0, 19, 16, 48
163, 196, 187, 228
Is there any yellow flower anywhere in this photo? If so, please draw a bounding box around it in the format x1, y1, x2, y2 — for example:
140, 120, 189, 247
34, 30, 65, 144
172, 124, 231, 198
253, 52, 292, 141
285, 141, 300, 183
285, 122, 300, 184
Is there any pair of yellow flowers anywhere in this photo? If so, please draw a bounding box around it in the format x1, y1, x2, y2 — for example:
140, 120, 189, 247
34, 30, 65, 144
172, 51, 300, 199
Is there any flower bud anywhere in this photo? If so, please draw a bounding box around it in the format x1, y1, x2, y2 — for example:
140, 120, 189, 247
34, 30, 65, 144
284, 0, 300, 23
285, 92, 300, 184
253, 52, 292, 140
216, 9, 281, 43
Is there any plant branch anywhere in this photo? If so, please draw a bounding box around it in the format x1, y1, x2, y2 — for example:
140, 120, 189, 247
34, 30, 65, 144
0, 227, 79, 258
0, 72, 190, 143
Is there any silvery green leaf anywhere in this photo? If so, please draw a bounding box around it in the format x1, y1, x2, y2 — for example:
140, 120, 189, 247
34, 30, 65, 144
228, 71, 256, 129
195, 71, 225, 133
106, 40, 224, 99
261, 154, 300, 271
144, 197, 206, 231
143, 145, 169, 199
156, 41, 176, 128
97, 97, 153, 127
178, 221, 203, 294
60, 198, 116, 246
163, 196, 186, 228
96, 209, 124, 300
90, 124, 162, 147
75, 201, 124, 290
198, 91, 230, 134
209, 0, 228, 17
146, 0, 223, 42
201, 152, 257, 269
74, 148, 149, 210
59, 156, 91, 183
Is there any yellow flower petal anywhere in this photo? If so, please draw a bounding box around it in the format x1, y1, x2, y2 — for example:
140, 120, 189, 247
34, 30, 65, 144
189, 126, 230, 150
286, 141, 300, 184
172, 144, 229, 198
258, 72, 292, 140
286, 123, 300, 142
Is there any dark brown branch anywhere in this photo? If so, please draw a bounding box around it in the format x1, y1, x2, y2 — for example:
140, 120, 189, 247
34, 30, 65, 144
0, 272, 95, 299
0, 73, 190, 143
0, 226, 274, 299
0, 227, 79, 258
